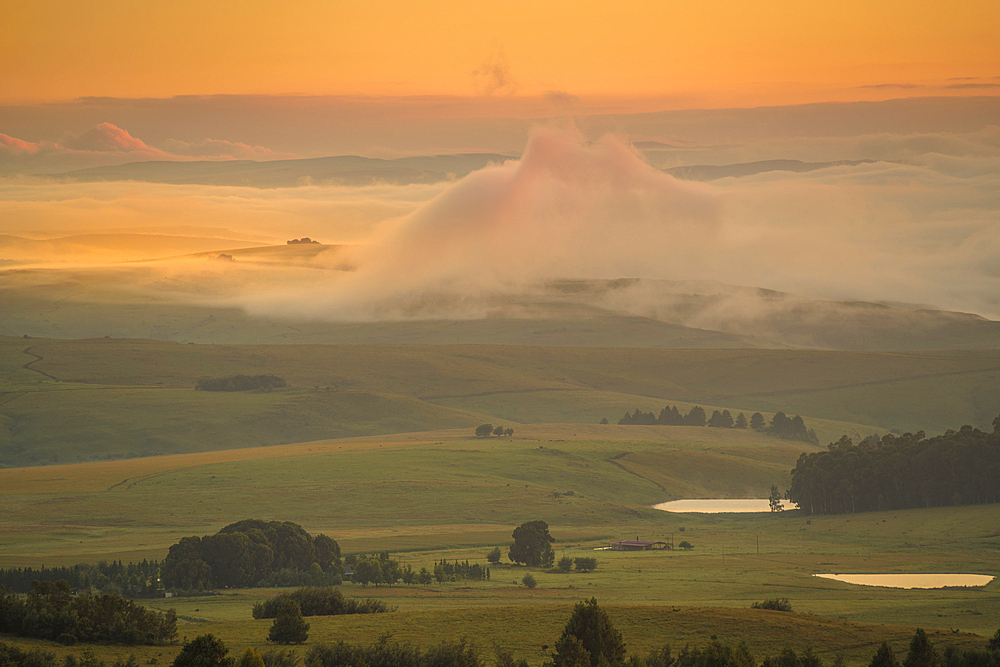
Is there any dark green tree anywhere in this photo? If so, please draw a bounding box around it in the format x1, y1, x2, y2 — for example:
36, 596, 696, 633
494, 425, 505, 436
769, 485, 784, 512
750, 412, 766, 430
508, 520, 555, 567
173, 634, 235, 667
475, 424, 494, 437
557, 556, 574, 572
522, 573, 537, 589
573, 558, 597, 572
735, 412, 749, 429
267, 599, 309, 645
904, 629, 940, 667
353, 558, 383, 588
552, 598, 625, 667
990, 628, 1000, 651
684, 406, 707, 427
312, 535, 341, 575
487, 547, 502, 565
870, 643, 901, 667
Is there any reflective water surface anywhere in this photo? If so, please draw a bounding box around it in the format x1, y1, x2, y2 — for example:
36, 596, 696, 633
653, 498, 776, 513
814, 573, 995, 589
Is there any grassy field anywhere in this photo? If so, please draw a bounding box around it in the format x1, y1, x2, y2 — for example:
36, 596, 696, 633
4, 335, 1000, 465
2, 333, 998, 663
0, 424, 998, 657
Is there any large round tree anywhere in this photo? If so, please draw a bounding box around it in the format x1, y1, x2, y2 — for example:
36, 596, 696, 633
508, 520, 555, 567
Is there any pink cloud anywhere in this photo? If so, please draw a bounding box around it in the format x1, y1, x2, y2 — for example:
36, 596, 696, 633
0, 133, 42, 155
0, 122, 300, 174
63, 122, 169, 155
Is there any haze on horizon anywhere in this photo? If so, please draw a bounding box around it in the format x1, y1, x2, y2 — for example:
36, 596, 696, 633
1, 0, 999, 328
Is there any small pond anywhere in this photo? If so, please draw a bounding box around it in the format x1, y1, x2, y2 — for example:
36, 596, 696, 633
814, 573, 995, 589
653, 498, 778, 513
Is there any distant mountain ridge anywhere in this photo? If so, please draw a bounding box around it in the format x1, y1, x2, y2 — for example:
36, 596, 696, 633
663, 159, 878, 181
52, 153, 515, 188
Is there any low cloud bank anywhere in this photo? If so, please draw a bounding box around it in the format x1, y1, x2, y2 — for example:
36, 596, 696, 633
3, 123, 998, 326
233, 127, 1000, 321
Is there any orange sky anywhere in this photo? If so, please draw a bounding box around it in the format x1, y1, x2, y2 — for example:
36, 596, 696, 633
3, 0, 998, 107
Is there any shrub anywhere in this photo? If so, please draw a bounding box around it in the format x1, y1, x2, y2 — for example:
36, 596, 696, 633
751, 598, 792, 612
252, 587, 392, 619
557, 557, 574, 573
522, 574, 537, 589
268, 600, 309, 645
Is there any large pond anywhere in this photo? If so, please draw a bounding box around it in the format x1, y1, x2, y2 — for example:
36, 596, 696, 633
814, 573, 995, 589
653, 498, 777, 513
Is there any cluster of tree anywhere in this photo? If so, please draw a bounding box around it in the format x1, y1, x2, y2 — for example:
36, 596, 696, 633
0, 580, 177, 646
195, 375, 287, 392
433, 559, 490, 582
172, 635, 301, 667
0, 560, 161, 596
509, 520, 555, 567
617, 407, 817, 444
346, 553, 439, 588
475, 424, 514, 437
287, 238, 320, 244
306, 635, 481, 667
750, 598, 792, 612
556, 557, 597, 573
787, 419, 1000, 515
161, 520, 342, 590
251, 587, 391, 619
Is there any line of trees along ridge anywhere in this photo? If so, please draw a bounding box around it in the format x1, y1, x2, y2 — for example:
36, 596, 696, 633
787, 417, 1000, 515
617, 405, 818, 444
161, 520, 341, 590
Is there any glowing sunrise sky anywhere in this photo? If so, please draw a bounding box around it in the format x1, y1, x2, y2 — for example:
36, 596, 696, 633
3, 0, 998, 106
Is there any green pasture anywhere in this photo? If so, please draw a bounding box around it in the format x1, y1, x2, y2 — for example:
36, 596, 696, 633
12, 601, 988, 667
0, 424, 814, 563
1, 424, 998, 649
3, 335, 1000, 465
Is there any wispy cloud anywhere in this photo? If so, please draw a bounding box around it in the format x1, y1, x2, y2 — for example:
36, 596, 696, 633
472, 47, 518, 96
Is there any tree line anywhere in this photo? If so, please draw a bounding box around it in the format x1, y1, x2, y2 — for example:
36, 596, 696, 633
787, 417, 1000, 514
616, 406, 818, 444
251, 587, 391, 619
161, 520, 342, 590
195, 375, 287, 392
0, 580, 177, 647
0, 560, 161, 596
475, 424, 514, 437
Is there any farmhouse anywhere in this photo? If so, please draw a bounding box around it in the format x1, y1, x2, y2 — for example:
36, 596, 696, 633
610, 539, 670, 551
